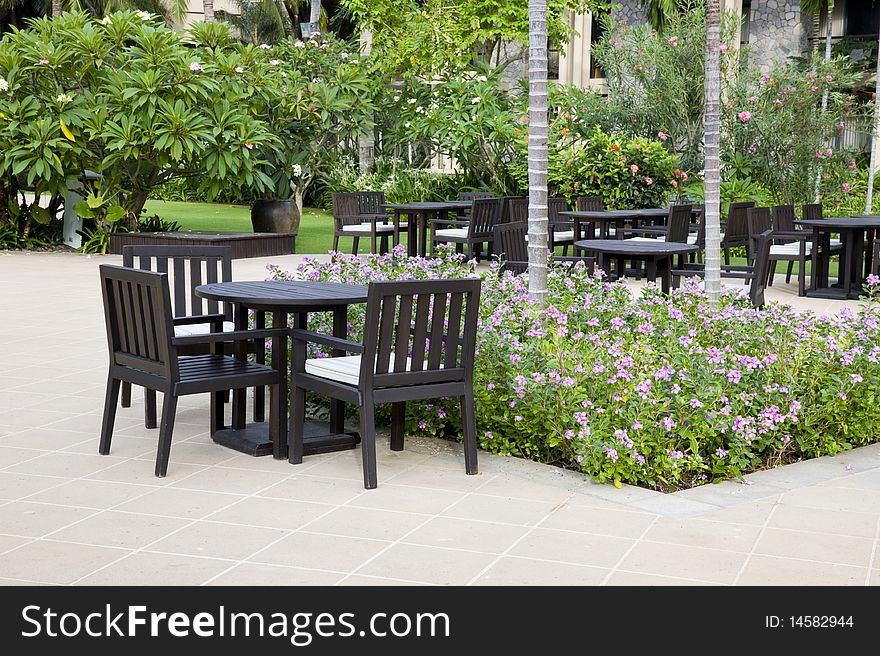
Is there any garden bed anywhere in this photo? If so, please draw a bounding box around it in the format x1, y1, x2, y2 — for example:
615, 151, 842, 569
109, 231, 296, 259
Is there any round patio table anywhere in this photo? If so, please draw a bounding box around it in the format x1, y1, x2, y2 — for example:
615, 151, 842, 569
797, 217, 880, 300
574, 239, 699, 293
195, 280, 368, 460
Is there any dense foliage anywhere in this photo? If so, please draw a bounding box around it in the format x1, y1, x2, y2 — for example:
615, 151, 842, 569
269, 248, 880, 492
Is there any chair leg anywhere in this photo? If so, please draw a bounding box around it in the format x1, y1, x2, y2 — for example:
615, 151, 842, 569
288, 385, 306, 465
332, 234, 339, 252
360, 398, 378, 489
767, 261, 776, 286
371, 233, 377, 254
121, 382, 131, 408
460, 389, 478, 475
154, 394, 178, 477
99, 376, 121, 455
391, 401, 405, 452
380, 235, 389, 254
210, 390, 224, 435
785, 261, 794, 285
351, 237, 359, 255
723, 248, 730, 266
144, 389, 157, 429
798, 259, 806, 297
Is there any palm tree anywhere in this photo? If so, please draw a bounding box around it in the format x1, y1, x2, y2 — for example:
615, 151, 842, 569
866, 30, 880, 213
527, 0, 549, 303
309, 0, 319, 34
203, 0, 213, 22
703, 0, 721, 302
802, 1, 835, 202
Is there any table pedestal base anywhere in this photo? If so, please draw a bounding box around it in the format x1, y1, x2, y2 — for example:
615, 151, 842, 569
212, 421, 359, 457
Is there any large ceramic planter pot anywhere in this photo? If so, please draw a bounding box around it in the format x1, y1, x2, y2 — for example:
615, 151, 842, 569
250, 199, 300, 234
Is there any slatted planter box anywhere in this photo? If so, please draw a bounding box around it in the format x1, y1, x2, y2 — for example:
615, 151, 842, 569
109, 231, 296, 259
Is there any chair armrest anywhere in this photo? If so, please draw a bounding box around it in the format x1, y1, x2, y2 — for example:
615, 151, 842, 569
172, 327, 288, 347
432, 218, 469, 227
173, 313, 226, 326
289, 328, 364, 354
774, 231, 810, 240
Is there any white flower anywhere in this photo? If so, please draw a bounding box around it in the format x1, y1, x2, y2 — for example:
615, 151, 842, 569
244, 143, 254, 150
259, 43, 271, 50
291, 164, 302, 176
407, 98, 417, 104
0, 79, 8, 92
340, 52, 349, 60
136, 10, 152, 20
100, 16, 112, 25
295, 41, 305, 49
476, 75, 488, 82
471, 96, 481, 104
269, 59, 280, 66
189, 62, 203, 72
56, 93, 73, 103
393, 95, 400, 102
404, 122, 411, 128
234, 66, 244, 73
281, 72, 287, 77
350, 59, 359, 64
415, 106, 424, 113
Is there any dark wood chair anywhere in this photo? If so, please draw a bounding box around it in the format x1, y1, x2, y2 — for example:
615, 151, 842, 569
501, 196, 528, 224
457, 191, 496, 202
671, 229, 773, 307
749, 206, 814, 296
772, 204, 841, 290
548, 196, 576, 254
331, 192, 396, 254
121, 245, 242, 429
801, 203, 823, 220
625, 204, 694, 270
493, 221, 595, 275
288, 278, 481, 489
98, 264, 288, 477
720, 201, 755, 265
573, 196, 605, 239
430, 197, 503, 260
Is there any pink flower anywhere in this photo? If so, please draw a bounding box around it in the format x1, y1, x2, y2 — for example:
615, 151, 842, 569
760, 74, 770, 85
815, 151, 823, 159
680, 172, 688, 181
630, 164, 639, 175
748, 96, 756, 104
645, 177, 653, 185
842, 182, 851, 192
189, 62, 204, 72
668, 36, 678, 47
825, 74, 833, 83
671, 180, 678, 188
39, 58, 49, 65
826, 148, 833, 157
749, 143, 758, 154
726, 102, 733, 110
773, 98, 783, 107
719, 44, 728, 54
737, 111, 751, 123
811, 85, 818, 92
658, 131, 668, 141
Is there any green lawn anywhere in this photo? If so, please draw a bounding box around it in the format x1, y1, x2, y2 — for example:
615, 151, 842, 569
143, 199, 407, 255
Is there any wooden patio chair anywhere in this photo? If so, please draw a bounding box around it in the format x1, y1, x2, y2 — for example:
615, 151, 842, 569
98, 265, 288, 477
288, 278, 481, 489
748, 206, 814, 296
720, 201, 755, 265
430, 197, 503, 260
548, 196, 576, 254
493, 222, 595, 276
772, 204, 841, 289
331, 192, 396, 254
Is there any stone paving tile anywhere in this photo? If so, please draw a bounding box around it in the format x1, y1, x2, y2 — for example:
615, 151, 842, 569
77, 551, 233, 586
344, 483, 464, 515
354, 543, 497, 585
0, 472, 65, 500
7, 451, 127, 478
752, 528, 875, 567
737, 555, 868, 586
148, 521, 288, 561
439, 493, 561, 526
206, 563, 345, 586
509, 528, 634, 569
0, 446, 46, 469
779, 485, 880, 514
114, 487, 245, 520
303, 506, 429, 542
253, 531, 390, 572
540, 503, 657, 539
259, 475, 367, 506
206, 497, 334, 531
691, 500, 780, 526
23, 479, 156, 510
168, 467, 290, 496
471, 556, 608, 586
605, 570, 721, 585
0, 501, 97, 538
339, 575, 431, 586
642, 517, 762, 553
401, 517, 530, 554
617, 541, 749, 585
0, 540, 129, 585
768, 503, 878, 539
0, 534, 31, 555
49, 510, 190, 550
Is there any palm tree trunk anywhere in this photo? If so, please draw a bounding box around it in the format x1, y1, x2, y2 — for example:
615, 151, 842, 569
527, 0, 549, 304
51, 0, 61, 17
310, 0, 321, 33
359, 27, 375, 174
203, 0, 214, 22
814, 1, 833, 203
703, 0, 722, 303
865, 30, 880, 213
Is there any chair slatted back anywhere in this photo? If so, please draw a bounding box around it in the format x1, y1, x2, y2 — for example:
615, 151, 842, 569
575, 196, 604, 212
122, 245, 233, 321
548, 196, 569, 222
493, 221, 528, 273
356, 191, 385, 215
771, 204, 798, 232
723, 201, 755, 247
100, 264, 176, 380
457, 191, 496, 202
749, 230, 773, 307
360, 279, 481, 389
801, 203, 823, 221
468, 198, 503, 237
506, 197, 528, 223
331, 192, 361, 227
666, 204, 693, 244
746, 207, 772, 261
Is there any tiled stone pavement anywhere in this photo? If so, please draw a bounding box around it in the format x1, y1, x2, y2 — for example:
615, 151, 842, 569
0, 251, 878, 586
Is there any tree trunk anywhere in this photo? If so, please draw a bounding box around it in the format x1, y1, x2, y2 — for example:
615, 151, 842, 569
51, 0, 61, 17
703, 0, 722, 303
310, 0, 321, 34
865, 29, 880, 213
527, 0, 549, 304
358, 27, 375, 174
203, 0, 214, 22
814, 1, 833, 203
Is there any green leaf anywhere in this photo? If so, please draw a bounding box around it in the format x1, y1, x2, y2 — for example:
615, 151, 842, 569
30, 205, 51, 224
104, 204, 127, 223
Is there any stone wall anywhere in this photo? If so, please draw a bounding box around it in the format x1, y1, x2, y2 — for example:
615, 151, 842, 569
613, 0, 649, 27
747, 0, 814, 69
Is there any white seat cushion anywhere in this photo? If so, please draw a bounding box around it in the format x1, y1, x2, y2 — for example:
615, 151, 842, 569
770, 242, 812, 255
433, 228, 470, 239
552, 230, 574, 241
342, 222, 395, 233
174, 320, 235, 337
830, 238, 842, 247
625, 236, 663, 242
305, 354, 441, 386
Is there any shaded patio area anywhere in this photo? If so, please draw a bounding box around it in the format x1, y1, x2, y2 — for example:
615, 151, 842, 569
0, 251, 878, 586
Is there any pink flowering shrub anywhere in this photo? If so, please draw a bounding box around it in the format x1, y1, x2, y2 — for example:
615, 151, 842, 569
268, 247, 880, 491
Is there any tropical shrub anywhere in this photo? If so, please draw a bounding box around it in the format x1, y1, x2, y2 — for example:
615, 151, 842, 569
268, 247, 880, 492
549, 127, 680, 208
